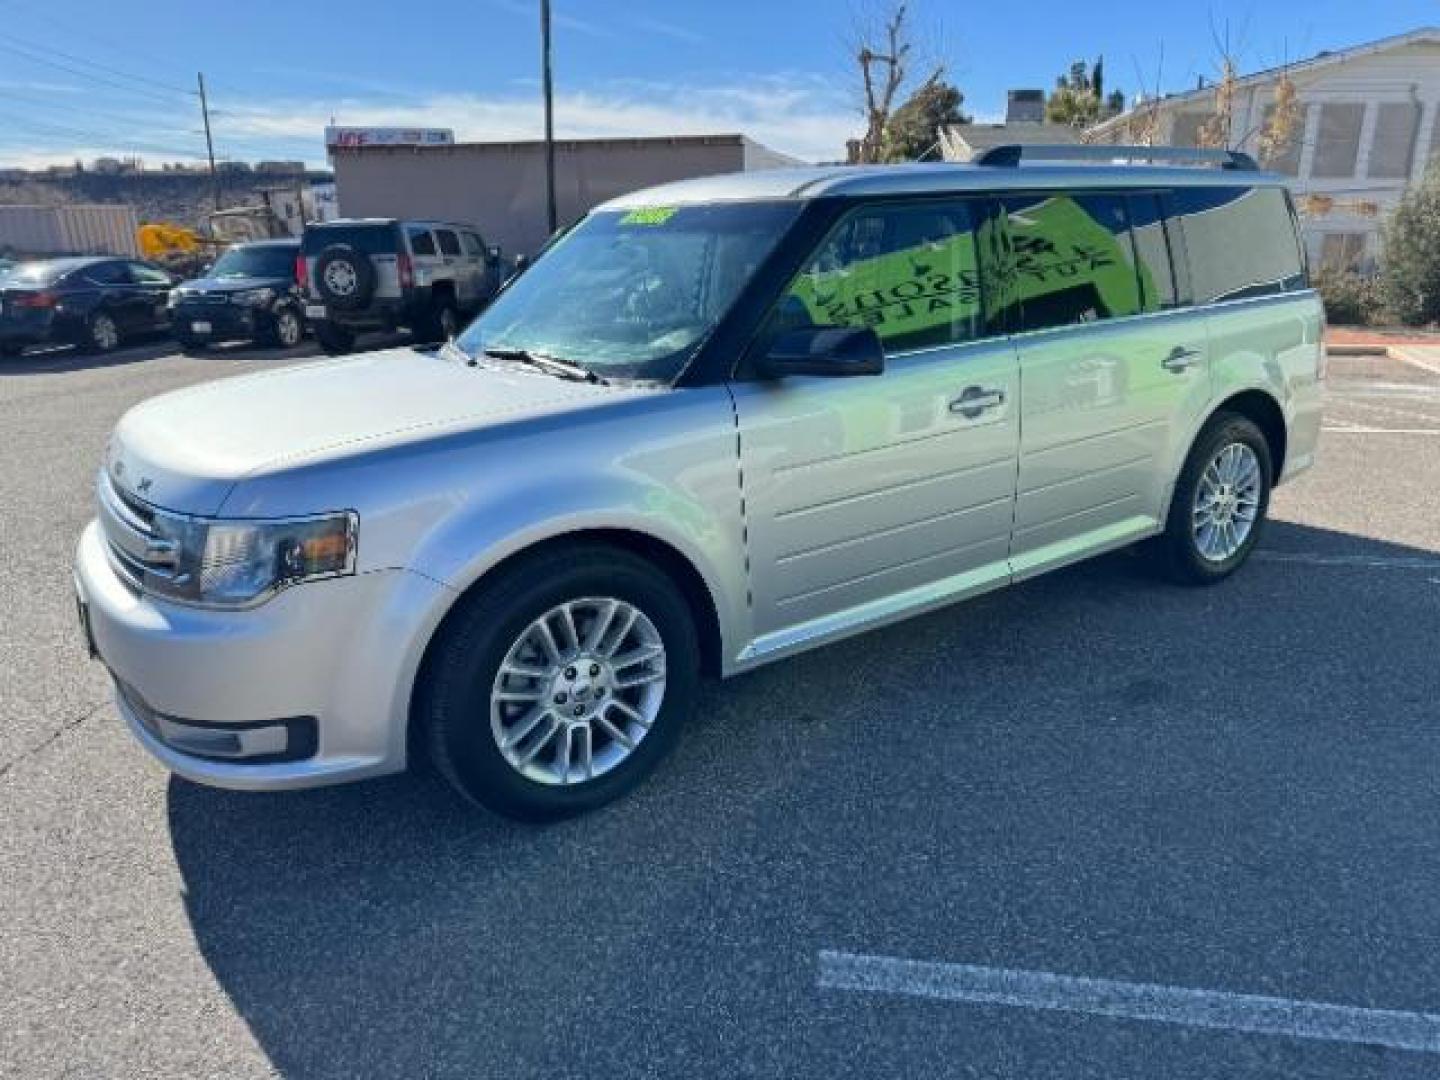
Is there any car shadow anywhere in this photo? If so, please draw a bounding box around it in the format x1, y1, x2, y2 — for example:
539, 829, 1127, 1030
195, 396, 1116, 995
0, 335, 177, 374
167, 520, 1440, 1078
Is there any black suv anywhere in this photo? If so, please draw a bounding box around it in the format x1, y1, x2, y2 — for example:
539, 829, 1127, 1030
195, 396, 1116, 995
170, 240, 306, 351
299, 219, 502, 354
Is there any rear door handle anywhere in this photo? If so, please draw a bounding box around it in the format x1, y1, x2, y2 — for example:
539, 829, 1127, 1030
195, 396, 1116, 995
949, 386, 1006, 418
1162, 346, 1202, 372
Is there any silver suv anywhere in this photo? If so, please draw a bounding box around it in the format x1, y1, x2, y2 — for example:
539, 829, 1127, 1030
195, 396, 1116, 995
300, 218, 502, 353
75, 147, 1323, 820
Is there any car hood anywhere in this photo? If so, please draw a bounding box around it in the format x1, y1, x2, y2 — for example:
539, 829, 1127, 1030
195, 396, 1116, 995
175, 274, 291, 295
106, 348, 652, 515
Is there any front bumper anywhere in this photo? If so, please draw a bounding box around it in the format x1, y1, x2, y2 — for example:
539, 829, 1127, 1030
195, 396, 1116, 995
171, 302, 269, 342
74, 520, 452, 791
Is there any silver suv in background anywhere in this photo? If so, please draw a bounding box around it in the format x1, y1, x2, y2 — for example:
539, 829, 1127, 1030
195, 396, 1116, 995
75, 146, 1323, 820
299, 218, 502, 353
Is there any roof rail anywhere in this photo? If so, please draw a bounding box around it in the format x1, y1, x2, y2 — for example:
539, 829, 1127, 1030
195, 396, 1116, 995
972, 143, 1259, 171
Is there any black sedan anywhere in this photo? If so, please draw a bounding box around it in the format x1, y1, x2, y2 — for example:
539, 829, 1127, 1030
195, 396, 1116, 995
170, 240, 305, 351
0, 256, 175, 357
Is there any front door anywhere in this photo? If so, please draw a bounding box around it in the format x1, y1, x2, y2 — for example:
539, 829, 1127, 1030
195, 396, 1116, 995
731, 198, 1019, 663
991, 191, 1212, 579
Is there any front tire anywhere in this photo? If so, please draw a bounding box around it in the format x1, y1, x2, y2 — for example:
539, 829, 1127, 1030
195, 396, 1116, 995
419, 545, 699, 820
264, 304, 304, 349
1152, 412, 1272, 585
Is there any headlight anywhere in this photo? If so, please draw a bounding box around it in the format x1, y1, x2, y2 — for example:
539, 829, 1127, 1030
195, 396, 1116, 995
230, 287, 276, 307
144, 510, 357, 608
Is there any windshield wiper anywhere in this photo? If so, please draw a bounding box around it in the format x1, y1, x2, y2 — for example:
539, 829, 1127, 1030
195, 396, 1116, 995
482, 346, 608, 385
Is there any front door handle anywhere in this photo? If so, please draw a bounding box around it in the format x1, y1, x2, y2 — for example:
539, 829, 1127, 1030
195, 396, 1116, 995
1162, 346, 1202, 373
949, 386, 1006, 419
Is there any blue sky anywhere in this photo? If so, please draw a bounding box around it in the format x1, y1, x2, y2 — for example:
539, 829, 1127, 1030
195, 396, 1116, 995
0, 0, 1434, 168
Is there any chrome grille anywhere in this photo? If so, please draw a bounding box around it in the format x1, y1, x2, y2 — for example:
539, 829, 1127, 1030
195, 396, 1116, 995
97, 472, 178, 592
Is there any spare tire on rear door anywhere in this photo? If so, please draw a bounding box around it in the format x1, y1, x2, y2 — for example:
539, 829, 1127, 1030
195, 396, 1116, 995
313, 244, 375, 311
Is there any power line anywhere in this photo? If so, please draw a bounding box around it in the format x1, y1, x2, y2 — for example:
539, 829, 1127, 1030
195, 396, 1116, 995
0, 29, 196, 98
0, 110, 205, 160
0, 39, 192, 107
0, 87, 184, 130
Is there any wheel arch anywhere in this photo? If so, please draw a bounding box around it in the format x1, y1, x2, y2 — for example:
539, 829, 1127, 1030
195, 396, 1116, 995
1209, 388, 1287, 480
405, 527, 726, 763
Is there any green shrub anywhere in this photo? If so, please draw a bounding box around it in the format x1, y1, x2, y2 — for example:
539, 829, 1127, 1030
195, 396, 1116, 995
1380, 157, 1440, 326
1315, 269, 1385, 326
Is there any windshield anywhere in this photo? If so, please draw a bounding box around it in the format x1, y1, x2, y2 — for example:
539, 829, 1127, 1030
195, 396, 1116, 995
456, 200, 802, 382
209, 245, 297, 280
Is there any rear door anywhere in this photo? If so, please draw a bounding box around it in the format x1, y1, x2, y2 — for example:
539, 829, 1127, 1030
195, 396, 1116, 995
731, 198, 1019, 661
82, 260, 139, 330
433, 228, 474, 308
993, 190, 1212, 579
405, 226, 441, 297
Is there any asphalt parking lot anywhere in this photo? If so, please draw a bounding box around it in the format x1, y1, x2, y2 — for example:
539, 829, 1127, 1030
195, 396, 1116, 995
3, 342, 1439, 1079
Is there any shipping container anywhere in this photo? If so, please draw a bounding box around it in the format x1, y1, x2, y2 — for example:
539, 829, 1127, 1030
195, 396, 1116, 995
0, 204, 140, 258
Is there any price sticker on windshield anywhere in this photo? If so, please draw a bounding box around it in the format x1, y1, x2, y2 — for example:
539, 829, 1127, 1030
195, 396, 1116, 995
620, 206, 678, 226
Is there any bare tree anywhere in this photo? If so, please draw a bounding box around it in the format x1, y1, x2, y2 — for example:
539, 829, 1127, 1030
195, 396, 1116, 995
852, 2, 939, 164
1256, 68, 1301, 167
1196, 18, 1242, 150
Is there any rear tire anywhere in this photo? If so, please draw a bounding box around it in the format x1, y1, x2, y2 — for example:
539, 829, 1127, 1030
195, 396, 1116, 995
80, 311, 121, 354
420, 296, 460, 342
419, 544, 699, 821
313, 321, 355, 356
1150, 412, 1272, 585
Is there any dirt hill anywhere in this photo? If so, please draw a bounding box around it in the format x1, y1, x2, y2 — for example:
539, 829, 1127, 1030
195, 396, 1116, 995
0, 169, 332, 230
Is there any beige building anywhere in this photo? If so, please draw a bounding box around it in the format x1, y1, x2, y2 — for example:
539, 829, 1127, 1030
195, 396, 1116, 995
1088, 27, 1440, 272
330, 133, 798, 259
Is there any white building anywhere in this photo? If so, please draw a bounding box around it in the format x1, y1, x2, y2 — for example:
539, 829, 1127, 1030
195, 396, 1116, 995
1087, 27, 1440, 272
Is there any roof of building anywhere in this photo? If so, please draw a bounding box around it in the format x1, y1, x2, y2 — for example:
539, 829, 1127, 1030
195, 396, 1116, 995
600, 159, 1286, 209
1091, 26, 1440, 137
942, 122, 1083, 158
328, 132, 794, 158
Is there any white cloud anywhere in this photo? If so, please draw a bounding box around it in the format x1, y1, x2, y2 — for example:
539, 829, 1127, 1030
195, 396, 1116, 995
0, 73, 861, 169
217, 73, 858, 163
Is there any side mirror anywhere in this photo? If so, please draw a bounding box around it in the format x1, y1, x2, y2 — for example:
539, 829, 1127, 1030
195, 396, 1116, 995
487, 245, 501, 263
755, 326, 885, 379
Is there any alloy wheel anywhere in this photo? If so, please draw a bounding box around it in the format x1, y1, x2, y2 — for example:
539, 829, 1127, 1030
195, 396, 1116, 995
91, 314, 119, 352
490, 597, 666, 786
1192, 442, 1261, 562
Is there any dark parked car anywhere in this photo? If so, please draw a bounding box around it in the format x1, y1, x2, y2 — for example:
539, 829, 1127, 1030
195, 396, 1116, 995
170, 240, 306, 351
0, 256, 174, 357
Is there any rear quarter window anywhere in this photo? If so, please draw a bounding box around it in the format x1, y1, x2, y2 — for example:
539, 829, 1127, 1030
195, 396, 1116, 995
301, 225, 398, 256
1169, 186, 1306, 304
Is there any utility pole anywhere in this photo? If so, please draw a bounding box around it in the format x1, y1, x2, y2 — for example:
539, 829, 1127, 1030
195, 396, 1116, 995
541, 0, 557, 234
197, 72, 219, 211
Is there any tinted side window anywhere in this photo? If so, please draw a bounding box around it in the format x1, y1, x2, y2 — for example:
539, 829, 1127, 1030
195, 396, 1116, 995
461, 231, 485, 257
407, 227, 437, 256
82, 262, 128, 285
435, 229, 462, 256
1127, 194, 1177, 311
301, 225, 397, 256
1170, 186, 1305, 303
128, 262, 171, 285
775, 201, 983, 352
991, 192, 1144, 331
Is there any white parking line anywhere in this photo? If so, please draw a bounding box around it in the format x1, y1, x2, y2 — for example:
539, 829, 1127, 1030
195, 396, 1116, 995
1392, 348, 1440, 378
1254, 550, 1440, 570
1322, 425, 1440, 435
818, 951, 1440, 1053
